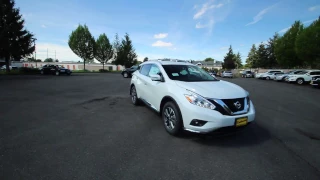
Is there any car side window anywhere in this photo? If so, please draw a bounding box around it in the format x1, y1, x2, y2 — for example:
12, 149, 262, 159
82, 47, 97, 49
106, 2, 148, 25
140, 64, 151, 76
148, 65, 160, 77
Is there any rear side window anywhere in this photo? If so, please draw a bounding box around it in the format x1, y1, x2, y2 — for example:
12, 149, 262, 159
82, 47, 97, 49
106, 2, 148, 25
140, 64, 151, 76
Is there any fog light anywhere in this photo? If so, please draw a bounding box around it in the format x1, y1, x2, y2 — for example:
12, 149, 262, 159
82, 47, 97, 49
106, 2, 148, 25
190, 119, 207, 127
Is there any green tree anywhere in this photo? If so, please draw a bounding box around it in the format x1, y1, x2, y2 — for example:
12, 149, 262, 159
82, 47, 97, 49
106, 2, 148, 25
0, 0, 35, 72
204, 57, 214, 62
265, 33, 279, 68
295, 17, 320, 68
234, 52, 242, 68
275, 21, 304, 68
113, 33, 138, 67
44, 58, 53, 62
112, 33, 121, 64
143, 57, 148, 62
246, 44, 258, 68
68, 24, 95, 70
36, 59, 42, 62
257, 42, 268, 68
223, 45, 236, 69
55, 59, 59, 62
95, 33, 113, 70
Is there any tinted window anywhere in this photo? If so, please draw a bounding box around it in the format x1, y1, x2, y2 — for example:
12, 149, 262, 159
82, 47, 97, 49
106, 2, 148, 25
148, 65, 160, 76
131, 65, 138, 70
162, 65, 219, 82
140, 64, 151, 76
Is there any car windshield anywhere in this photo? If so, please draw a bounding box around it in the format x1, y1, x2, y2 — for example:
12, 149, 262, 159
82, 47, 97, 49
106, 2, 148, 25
225, 71, 232, 73
162, 65, 219, 82
131, 66, 138, 69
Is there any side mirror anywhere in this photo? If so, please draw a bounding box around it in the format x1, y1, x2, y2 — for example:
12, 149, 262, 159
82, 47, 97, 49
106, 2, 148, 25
150, 74, 162, 81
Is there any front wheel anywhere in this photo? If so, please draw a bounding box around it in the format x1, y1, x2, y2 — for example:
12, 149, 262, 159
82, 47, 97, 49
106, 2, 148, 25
130, 86, 141, 105
41, 70, 44, 75
55, 71, 60, 76
162, 102, 183, 136
296, 78, 304, 85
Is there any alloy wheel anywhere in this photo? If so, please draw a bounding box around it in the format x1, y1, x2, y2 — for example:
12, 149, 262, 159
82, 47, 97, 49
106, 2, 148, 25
164, 107, 176, 130
131, 86, 137, 104
124, 72, 128, 78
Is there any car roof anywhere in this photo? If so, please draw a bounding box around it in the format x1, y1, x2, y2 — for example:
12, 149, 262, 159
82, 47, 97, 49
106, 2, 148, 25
141, 60, 194, 66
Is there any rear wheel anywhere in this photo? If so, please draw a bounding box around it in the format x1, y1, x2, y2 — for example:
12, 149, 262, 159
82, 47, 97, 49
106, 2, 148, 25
55, 71, 60, 76
162, 102, 183, 136
123, 72, 128, 78
41, 70, 44, 75
266, 76, 270, 80
296, 78, 304, 85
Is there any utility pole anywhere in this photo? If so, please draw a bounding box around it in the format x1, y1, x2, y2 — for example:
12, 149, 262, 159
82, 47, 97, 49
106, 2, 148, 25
47, 49, 48, 59
55, 50, 56, 61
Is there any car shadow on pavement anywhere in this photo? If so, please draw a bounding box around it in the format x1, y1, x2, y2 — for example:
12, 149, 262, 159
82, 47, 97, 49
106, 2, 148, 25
181, 121, 271, 147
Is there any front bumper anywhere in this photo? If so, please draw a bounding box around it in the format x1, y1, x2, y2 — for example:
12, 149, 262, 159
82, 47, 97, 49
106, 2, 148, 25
179, 100, 256, 133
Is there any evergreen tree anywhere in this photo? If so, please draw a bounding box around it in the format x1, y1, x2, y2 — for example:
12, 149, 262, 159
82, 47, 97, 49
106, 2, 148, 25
275, 21, 304, 68
246, 44, 258, 68
295, 17, 320, 68
113, 33, 138, 67
143, 57, 148, 62
95, 33, 113, 70
0, 0, 35, 72
266, 33, 279, 68
68, 24, 95, 70
257, 42, 268, 68
223, 45, 236, 69
234, 52, 242, 68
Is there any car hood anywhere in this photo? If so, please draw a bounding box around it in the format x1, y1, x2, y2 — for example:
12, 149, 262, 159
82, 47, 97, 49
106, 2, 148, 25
175, 80, 247, 99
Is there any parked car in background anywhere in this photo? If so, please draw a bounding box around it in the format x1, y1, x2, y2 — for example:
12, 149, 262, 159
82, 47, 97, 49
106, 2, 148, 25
262, 72, 284, 80
310, 76, 320, 88
121, 65, 139, 78
241, 70, 253, 78
287, 70, 320, 85
255, 70, 283, 79
221, 71, 233, 78
40, 64, 72, 76
275, 70, 305, 82
1, 65, 18, 70
130, 61, 255, 136
208, 72, 216, 77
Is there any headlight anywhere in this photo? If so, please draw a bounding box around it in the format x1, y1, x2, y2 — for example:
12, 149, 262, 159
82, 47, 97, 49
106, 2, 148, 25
184, 90, 216, 110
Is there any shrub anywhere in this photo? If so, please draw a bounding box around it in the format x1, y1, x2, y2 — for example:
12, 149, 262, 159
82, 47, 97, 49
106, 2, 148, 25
19, 67, 40, 74
99, 69, 109, 73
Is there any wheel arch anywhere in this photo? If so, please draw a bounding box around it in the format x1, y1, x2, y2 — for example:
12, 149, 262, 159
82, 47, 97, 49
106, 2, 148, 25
160, 96, 185, 127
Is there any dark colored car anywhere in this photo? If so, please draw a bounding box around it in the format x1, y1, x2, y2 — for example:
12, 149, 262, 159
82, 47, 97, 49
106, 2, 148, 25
40, 64, 72, 76
121, 65, 139, 78
241, 70, 253, 78
310, 76, 320, 88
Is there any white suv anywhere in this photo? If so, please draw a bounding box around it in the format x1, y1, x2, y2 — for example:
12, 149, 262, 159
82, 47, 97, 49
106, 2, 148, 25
130, 61, 255, 136
287, 70, 320, 85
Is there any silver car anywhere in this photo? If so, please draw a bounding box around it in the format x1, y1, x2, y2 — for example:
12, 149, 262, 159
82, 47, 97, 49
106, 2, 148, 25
221, 71, 233, 78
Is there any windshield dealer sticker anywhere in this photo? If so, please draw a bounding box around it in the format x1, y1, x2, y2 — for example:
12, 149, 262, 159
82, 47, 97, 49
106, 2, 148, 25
172, 73, 179, 76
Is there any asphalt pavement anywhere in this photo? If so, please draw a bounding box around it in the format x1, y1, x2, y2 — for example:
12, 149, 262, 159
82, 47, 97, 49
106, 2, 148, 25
0, 74, 319, 180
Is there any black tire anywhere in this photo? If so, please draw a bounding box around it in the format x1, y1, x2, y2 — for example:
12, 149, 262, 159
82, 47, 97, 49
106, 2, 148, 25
55, 71, 60, 76
123, 72, 128, 78
40, 70, 44, 75
162, 101, 183, 136
130, 85, 141, 106
296, 78, 304, 85
266, 76, 270, 80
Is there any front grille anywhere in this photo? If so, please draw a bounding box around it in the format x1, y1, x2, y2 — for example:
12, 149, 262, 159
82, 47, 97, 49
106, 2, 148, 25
222, 98, 245, 112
